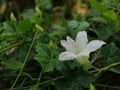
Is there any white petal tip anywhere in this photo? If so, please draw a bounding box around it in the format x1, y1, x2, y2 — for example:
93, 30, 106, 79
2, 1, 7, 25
100, 41, 106, 45
86, 40, 106, 53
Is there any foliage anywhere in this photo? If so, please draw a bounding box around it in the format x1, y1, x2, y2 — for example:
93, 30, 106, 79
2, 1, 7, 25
0, 0, 120, 90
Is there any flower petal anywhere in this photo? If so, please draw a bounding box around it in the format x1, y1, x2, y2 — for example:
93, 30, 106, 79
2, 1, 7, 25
76, 31, 88, 51
60, 40, 70, 51
60, 36, 78, 54
78, 50, 90, 57
85, 40, 106, 53
58, 52, 77, 61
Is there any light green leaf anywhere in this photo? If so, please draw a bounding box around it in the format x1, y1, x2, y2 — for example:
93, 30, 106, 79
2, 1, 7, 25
90, 17, 107, 24
88, 0, 107, 13
4, 61, 23, 70
103, 11, 117, 21
68, 20, 78, 30
22, 9, 35, 19
78, 21, 90, 31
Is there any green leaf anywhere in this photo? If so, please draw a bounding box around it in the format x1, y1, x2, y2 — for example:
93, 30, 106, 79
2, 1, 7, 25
57, 65, 95, 88
88, 0, 107, 13
76, 71, 95, 88
90, 17, 107, 24
3, 21, 15, 32
68, 21, 89, 38
0, 41, 11, 50
4, 61, 23, 70
21, 9, 35, 19
96, 23, 114, 40
1, 21, 18, 40
16, 19, 32, 33
34, 44, 59, 72
78, 21, 90, 31
0, 32, 18, 39
54, 78, 79, 90
100, 43, 120, 73
68, 20, 78, 30
41, 0, 52, 9
49, 23, 67, 41
103, 11, 117, 21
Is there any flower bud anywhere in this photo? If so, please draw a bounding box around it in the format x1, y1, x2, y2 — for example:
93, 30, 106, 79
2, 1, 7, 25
35, 24, 44, 32
10, 12, 16, 22
90, 84, 96, 90
48, 40, 55, 49
35, 6, 42, 17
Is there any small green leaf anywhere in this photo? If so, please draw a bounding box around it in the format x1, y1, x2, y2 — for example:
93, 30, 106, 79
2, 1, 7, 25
4, 61, 23, 70
68, 20, 78, 30
90, 17, 107, 24
103, 11, 117, 21
3, 21, 15, 32
21, 9, 35, 19
78, 21, 90, 31
16, 19, 32, 33
41, 0, 52, 9
89, 0, 107, 13
0, 32, 18, 39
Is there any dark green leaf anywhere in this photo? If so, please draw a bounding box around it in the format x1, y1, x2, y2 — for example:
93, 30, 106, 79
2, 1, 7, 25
34, 44, 59, 72
100, 43, 120, 73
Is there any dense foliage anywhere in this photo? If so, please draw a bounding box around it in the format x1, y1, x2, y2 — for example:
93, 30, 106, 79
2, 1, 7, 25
0, 0, 120, 90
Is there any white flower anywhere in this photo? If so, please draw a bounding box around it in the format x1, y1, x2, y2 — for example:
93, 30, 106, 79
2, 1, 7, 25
59, 31, 106, 63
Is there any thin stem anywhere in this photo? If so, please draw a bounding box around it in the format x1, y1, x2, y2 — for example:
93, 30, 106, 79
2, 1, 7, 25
36, 69, 43, 89
0, 42, 22, 54
8, 76, 64, 90
90, 61, 120, 73
38, 76, 64, 86
10, 30, 38, 90
22, 72, 33, 80
95, 84, 120, 89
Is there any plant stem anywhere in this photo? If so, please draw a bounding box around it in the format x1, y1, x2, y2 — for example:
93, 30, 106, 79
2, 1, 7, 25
95, 84, 120, 89
38, 76, 64, 86
0, 42, 22, 54
36, 69, 43, 89
9, 76, 64, 90
10, 30, 38, 90
90, 61, 120, 73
